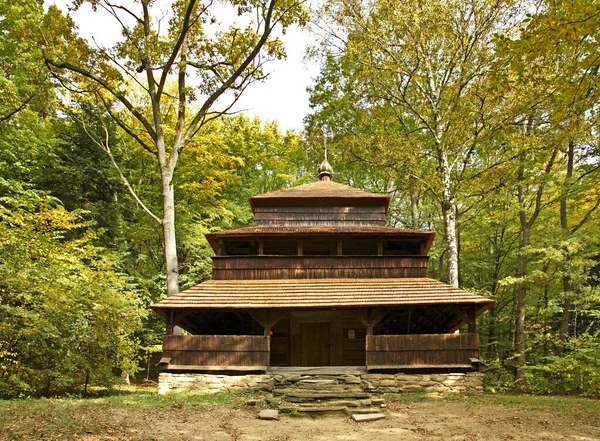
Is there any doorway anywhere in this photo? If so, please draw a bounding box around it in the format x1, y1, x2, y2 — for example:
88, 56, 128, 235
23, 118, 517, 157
299, 322, 331, 366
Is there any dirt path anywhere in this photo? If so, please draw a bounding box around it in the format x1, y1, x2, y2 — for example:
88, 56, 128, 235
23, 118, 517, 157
1, 394, 599, 441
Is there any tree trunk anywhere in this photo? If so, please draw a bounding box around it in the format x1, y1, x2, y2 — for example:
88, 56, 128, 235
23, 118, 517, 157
439, 150, 459, 287
515, 167, 529, 390
161, 167, 181, 335
557, 140, 575, 355
409, 175, 419, 229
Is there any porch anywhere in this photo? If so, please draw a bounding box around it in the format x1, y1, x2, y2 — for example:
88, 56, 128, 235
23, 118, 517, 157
158, 333, 481, 373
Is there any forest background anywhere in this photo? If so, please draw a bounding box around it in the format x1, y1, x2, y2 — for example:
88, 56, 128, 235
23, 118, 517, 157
1, 0, 600, 398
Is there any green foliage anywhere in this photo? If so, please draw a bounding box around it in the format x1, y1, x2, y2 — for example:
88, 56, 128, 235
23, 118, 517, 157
0, 0, 52, 122
0, 195, 144, 397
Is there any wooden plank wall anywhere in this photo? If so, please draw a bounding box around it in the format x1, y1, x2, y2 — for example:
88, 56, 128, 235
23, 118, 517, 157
366, 334, 479, 367
163, 335, 269, 367
212, 256, 428, 280
254, 206, 387, 227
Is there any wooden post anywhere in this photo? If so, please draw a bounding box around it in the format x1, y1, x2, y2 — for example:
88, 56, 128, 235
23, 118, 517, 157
258, 240, 264, 256
166, 310, 175, 335
249, 311, 287, 368
298, 240, 303, 256
377, 240, 383, 256
337, 239, 343, 256
468, 309, 477, 334
360, 309, 389, 337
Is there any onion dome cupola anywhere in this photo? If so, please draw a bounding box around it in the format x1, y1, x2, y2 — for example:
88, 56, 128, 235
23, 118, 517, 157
318, 158, 334, 181
318, 142, 334, 181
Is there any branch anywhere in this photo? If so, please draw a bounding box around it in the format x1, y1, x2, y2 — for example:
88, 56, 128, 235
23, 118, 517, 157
0, 95, 34, 122
184, 0, 278, 144
528, 146, 559, 228
96, 93, 157, 155
79, 117, 162, 224
156, 0, 208, 98
45, 58, 157, 141
571, 198, 600, 233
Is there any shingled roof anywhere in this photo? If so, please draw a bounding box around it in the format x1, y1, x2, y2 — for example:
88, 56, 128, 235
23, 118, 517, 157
249, 181, 390, 212
151, 278, 495, 314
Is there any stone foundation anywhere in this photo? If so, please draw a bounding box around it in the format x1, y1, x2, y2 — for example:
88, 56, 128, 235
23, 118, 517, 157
158, 371, 484, 394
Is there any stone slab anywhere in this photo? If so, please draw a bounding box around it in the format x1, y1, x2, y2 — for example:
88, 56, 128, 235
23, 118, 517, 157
258, 409, 279, 421
351, 413, 386, 422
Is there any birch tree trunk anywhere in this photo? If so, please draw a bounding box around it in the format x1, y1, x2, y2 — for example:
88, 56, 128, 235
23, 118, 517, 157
439, 148, 459, 287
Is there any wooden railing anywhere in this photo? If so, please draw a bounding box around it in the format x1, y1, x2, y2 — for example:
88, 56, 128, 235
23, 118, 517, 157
212, 255, 428, 279
161, 335, 269, 371
366, 334, 479, 370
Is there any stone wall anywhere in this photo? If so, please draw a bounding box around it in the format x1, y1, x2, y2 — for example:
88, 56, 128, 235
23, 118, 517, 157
158, 372, 484, 394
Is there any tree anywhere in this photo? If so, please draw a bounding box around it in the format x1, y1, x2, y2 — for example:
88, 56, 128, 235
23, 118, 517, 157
0, 0, 52, 122
0, 188, 144, 397
309, 0, 521, 286
42, 0, 308, 328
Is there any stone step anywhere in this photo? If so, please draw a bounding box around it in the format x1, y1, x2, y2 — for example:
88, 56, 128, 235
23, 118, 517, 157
349, 407, 385, 414
279, 404, 384, 415
280, 405, 348, 413
351, 413, 386, 422
296, 379, 337, 385
298, 375, 340, 381
299, 399, 365, 408
278, 384, 363, 392
277, 390, 372, 400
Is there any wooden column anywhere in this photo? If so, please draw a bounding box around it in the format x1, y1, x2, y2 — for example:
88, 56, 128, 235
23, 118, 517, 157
166, 310, 175, 335
468, 308, 477, 334
359, 309, 389, 336
249, 311, 286, 367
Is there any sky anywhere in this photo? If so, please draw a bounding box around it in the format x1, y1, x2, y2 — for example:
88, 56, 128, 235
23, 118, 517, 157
49, 1, 321, 132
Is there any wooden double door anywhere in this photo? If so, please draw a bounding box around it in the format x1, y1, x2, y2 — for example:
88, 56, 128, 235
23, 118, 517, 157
299, 322, 331, 366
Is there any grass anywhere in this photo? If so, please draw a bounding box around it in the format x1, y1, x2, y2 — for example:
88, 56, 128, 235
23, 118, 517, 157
1, 388, 599, 441
0, 387, 260, 411
385, 390, 600, 422
0, 386, 267, 441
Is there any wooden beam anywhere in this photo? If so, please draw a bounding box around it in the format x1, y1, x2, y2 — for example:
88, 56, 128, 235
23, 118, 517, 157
165, 365, 268, 372
249, 311, 288, 329
172, 309, 193, 327
359, 309, 390, 336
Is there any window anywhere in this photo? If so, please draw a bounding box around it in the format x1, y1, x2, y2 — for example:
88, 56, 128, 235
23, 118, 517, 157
383, 240, 419, 256
342, 239, 378, 255
303, 241, 338, 255
263, 239, 298, 255
222, 240, 258, 256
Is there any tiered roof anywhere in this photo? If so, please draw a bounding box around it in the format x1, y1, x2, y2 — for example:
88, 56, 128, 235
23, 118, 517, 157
249, 180, 390, 211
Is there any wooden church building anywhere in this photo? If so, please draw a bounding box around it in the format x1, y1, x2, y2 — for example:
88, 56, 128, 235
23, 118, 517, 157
151, 159, 495, 376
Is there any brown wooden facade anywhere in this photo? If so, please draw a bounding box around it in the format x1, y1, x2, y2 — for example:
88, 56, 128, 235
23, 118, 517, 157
152, 167, 495, 373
